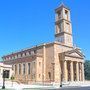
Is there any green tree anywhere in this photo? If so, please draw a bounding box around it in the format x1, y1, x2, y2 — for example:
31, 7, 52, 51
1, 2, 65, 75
84, 60, 90, 80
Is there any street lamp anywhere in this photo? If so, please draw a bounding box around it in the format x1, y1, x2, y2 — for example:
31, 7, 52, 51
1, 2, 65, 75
60, 60, 64, 87
2, 70, 6, 89
60, 72, 63, 87
2, 70, 9, 89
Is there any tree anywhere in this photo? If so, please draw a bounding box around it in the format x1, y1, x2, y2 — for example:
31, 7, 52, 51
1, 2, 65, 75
84, 60, 90, 80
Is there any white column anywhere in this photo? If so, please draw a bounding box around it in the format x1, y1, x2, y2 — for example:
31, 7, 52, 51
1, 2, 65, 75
64, 60, 67, 82
82, 63, 85, 81
70, 61, 74, 81
79, 63, 82, 81
76, 62, 79, 81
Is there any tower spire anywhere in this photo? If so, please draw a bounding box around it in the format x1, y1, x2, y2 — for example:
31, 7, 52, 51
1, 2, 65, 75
55, 3, 73, 47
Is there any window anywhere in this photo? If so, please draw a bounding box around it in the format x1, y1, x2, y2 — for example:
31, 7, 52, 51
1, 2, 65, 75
28, 63, 30, 74
48, 72, 51, 80
33, 62, 35, 68
9, 57, 11, 60
39, 74, 41, 78
25, 53, 26, 56
32, 74, 35, 79
19, 64, 21, 75
21, 53, 22, 57
6, 57, 9, 60
12, 56, 14, 59
15, 55, 17, 59
58, 12, 61, 20
29, 51, 31, 55
31, 51, 34, 55
65, 10, 68, 14
34, 50, 36, 54
56, 23, 62, 34
26, 52, 29, 56
17, 54, 18, 58
22, 53, 25, 57
39, 62, 41, 67
65, 10, 68, 20
23, 64, 26, 75
66, 23, 70, 32
15, 65, 17, 74
18, 54, 21, 58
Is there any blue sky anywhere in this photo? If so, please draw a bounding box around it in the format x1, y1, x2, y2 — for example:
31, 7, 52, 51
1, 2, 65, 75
0, 0, 90, 60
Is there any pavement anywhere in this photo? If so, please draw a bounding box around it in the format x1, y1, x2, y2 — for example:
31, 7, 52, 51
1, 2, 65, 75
0, 80, 90, 90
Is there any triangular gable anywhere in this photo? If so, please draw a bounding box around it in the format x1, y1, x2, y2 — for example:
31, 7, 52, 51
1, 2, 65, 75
65, 48, 85, 59
69, 52, 82, 57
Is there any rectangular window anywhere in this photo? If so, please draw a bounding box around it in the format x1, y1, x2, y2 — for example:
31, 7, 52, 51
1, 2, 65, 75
58, 12, 61, 20
66, 22, 70, 32
23, 64, 25, 75
34, 62, 35, 68
39, 74, 41, 78
19, 64, 21, 75
28, 63, 30, 74
39, 62, 41, 67
15, 65, 17, 74
34, 50, 37, 54
65, 10, 68, 20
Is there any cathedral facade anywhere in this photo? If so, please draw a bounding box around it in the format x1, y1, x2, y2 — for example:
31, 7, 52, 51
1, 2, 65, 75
2, 4, 85, 84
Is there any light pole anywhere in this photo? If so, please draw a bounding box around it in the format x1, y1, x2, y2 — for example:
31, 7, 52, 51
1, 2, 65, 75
60, 60, 64, 87
2, 70, 5, 89
60, 72, 62, 87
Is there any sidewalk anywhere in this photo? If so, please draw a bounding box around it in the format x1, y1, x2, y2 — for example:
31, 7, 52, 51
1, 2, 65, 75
0, 80, 90, 90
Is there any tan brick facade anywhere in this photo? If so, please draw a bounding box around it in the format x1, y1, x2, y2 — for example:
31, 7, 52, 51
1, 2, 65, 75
2, 4, 85, 85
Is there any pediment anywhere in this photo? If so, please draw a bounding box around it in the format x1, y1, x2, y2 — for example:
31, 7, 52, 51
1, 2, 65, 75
65, 48, 85, 59
69, 52, 81, 57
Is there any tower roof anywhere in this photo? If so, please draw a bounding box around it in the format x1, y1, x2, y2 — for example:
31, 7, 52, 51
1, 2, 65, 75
55, 3, 70, 13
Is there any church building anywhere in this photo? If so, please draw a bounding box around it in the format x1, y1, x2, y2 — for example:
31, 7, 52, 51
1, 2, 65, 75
2, 4, 85, 85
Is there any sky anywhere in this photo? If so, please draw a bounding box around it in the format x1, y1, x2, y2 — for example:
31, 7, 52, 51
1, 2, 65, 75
0, 0, 90, 60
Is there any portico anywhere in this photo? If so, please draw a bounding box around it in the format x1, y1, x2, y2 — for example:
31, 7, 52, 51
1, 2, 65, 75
59, 49, 85, 82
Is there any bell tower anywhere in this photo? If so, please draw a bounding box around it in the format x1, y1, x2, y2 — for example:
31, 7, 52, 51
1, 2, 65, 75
55, 4, 73, 47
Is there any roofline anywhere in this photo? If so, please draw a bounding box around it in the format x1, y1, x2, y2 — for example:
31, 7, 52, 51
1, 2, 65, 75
2, 41, 73, 58
55, 4, 70, 13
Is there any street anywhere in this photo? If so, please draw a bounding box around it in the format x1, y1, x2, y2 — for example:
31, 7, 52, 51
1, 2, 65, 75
23, 87, 90, 90
46, 87, 90, 90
